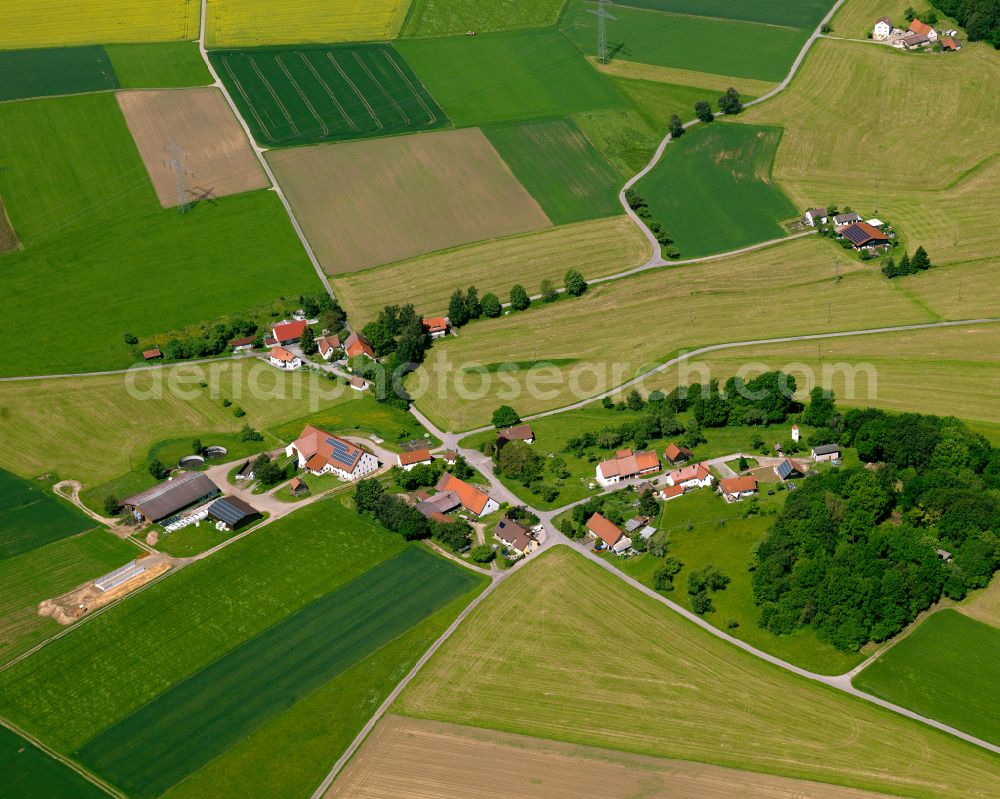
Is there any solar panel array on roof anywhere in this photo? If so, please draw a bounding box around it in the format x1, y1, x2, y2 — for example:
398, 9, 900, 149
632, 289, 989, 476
207, 496, 259, 528
326, 437, 357, 469
775, 460, 793, 480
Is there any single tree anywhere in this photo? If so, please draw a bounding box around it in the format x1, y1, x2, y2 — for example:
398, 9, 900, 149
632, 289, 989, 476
481, 292, 502, 318
694, 100, 714, 122
911, 245, 932, 270
626, 389, 644, 411
123, 333, 138, 346
300, 325, 318, 355
470, 544, 495, 563
498, 440, 543, 482
148, 459, 169, 480
355, 478, 385, 515
448, 289, 470, 327
718, 87, 742, 115
103, 495, 120, 516
492, 405, 521, 428
465, 286, 482, 319
564, 268, 588, 296
898, 251, 913, 274
239, 424, 263, 442
668, 114, 684, 138
510, 284, 531, 311
191, 438, 204, 456
881, 256, 899, 279
540, 279, 559, 303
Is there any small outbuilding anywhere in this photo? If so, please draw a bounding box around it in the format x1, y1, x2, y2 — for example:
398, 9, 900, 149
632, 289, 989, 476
663, 442, 693, 465
497, 424, 535, 448
811, 443, 841, 462
142, 348, 162, 361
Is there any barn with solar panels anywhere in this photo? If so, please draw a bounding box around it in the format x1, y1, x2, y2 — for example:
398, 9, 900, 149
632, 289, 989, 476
206, 496, 261, 530
285, 425, 380, 481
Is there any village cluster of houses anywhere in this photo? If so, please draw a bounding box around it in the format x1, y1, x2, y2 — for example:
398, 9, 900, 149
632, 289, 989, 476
584, 433, 842, 555
802, 208, 893, 253
872, 16, 961, 50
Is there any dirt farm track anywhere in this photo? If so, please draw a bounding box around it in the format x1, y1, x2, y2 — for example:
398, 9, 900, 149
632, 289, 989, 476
117, 87, 267, 208
328, 715, 897, 799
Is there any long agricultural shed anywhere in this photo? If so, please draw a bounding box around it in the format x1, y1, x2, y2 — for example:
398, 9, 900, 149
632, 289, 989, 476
124, 472, 219, 522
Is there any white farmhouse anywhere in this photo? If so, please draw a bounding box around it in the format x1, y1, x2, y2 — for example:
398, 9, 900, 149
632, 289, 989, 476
286, 425, 380, 480
873, 16, 893, 40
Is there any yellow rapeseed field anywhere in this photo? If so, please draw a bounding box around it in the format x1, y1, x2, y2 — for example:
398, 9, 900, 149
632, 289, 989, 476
205, 0, 411, 48
2, 0, 197, 49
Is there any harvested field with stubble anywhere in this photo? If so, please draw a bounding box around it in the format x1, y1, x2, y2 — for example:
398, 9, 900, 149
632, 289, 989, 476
330, 715, 898, 799
631, 322, 1000, 439
2, 0, 197, 50
593, 59, 778, 100
409, 236, 936, 430
332, 217, 650, 324
744, 40, 1000, 265
396, 547, 1000, 799
117, 88, 267, 209
270, 128, 551, 274
207, 0, 411, 48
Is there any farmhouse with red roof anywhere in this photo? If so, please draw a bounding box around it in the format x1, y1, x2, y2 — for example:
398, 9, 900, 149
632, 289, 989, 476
286, 425, 379, 481
595, 448, 660, 488
272, 319, 308, 345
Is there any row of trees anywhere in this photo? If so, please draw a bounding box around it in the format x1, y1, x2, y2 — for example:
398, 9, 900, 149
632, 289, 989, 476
881, 246, 933, 278
448, 270, 589, 329
624, 189, 678, 256
753, 397, 1000, 652
928, 0, 1000, 46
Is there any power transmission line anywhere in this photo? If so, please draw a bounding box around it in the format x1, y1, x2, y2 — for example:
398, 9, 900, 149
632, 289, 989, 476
587, 0, 617, 65
166, 141, 191, 214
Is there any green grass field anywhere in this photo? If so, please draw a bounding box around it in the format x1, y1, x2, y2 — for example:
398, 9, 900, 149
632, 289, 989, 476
0, 726, 108, 799
0, 93, 321, 376
616, 489, 868, 674
403, 0, 567, 36
162, 584, 480, 799
0, 366, 424, 490
75, 547, 478, 798
395, 29, 624, 127
212, 44, 447, 147
0, 470, 95, 560
0, 47, 118, 102
410, 236, 934, 430
561, 1, 808, 82
611, 0, 833, 28
397, 547, 1000, 799
0, 499, 425, 752
484, 119, 623, 224
572, 105, 661, 176
634, 122, 797, 257
854, 610, 1000, 746
0, 530, 136, 665
105, 43, 211, 89
614, 76, 754, 130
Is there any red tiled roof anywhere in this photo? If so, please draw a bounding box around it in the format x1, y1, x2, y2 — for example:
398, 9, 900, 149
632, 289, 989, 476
942, 36, 959, 49
436, 473, 492, 515
598, 449, 660, 480
499, 424, 534, 441
229, 336, 255, 348
660, 484, 685, 499
398, 447, 431, 466
664, 442, 692, 462
669, 463, 710, 483
292, 425, 366, 474
720, 476, 757, 495
142, 348, 162, 360
423, 317, 449, 333
317, 335, 340, 354
350, 376, 367, 388
269, 346, 296, 362
272, 319, 308, 343
587, 512, 622, 547
263, 336, 278, 346
344, 331, 375, 358
908, 19, 932, 36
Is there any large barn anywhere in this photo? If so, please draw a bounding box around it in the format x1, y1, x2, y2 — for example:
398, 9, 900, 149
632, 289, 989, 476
124, 472, 220, 523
